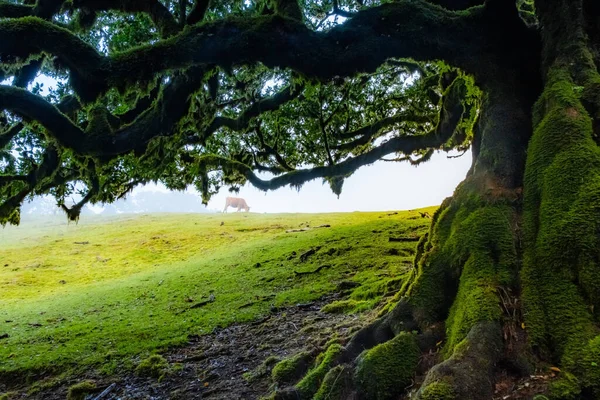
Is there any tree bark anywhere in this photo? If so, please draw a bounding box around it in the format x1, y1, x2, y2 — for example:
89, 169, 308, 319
269, 3, 600, 398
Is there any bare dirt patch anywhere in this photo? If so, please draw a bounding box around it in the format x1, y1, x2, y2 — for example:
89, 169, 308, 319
12, 295, 365, 400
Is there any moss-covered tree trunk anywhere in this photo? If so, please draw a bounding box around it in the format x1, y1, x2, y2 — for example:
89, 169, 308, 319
269, 1, 600, 399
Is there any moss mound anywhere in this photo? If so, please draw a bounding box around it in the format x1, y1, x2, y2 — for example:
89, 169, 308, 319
135, 354, 169, 379
354, 332, 420, 400
419, 381, 456, 400
66, 380, 96, 400
272, 351, 314, 386
313, 365, 351, 400
295, 344, 343, 399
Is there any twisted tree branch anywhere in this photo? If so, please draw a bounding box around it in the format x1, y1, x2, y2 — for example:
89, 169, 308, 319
0, 67, 206, 156
0, 2, 497, 101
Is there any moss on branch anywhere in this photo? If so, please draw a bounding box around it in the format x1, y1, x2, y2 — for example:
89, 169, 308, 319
0, 1, 507, 102
71, 0, 179, 37
0, 2, 34, 18
0, 67, 206, 157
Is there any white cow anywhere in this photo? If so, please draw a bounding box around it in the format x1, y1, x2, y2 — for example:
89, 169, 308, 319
223, 197, 250, 212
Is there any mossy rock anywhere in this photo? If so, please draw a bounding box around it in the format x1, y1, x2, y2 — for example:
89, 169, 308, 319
272, 351, 314, 386
67, 380, 96, 400
313, 365, 352, 400
532, 396, 550, 400
295, 344, 343, 399
135, 354, 169, 379
0, 393, 18, 400
419, 381, 455, 400
354, 332, 420, 400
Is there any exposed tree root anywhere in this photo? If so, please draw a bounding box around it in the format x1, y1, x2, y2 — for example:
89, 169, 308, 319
416, 322, 502, 400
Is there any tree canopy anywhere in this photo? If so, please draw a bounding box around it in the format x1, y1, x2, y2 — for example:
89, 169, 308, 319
0, 0, 537, 224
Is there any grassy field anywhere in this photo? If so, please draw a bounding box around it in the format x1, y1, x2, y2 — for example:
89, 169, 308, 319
0, 209, 433, 385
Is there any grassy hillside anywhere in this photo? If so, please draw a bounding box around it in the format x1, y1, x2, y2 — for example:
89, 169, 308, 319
0, 209, 433, 387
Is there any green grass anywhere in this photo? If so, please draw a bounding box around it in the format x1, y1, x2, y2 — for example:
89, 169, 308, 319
0, 209, 433, 382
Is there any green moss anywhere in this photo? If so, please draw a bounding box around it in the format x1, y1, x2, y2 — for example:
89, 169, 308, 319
272, 351, 313, 386
295, 344, 343, 399
66, 380, 96, 400
0, 393, 18, 400
135, 354, 168, 379
354, 332, 420, 400
320, 299, 374, 314
313, 365, 350, 400
406, 181, 516, 355
580, 335, 600, 396
522, 66, 600, 395
442, 204, 515, 354
533, 396, 550, 400
419, 381, 456, 400
548, 372, 581, 400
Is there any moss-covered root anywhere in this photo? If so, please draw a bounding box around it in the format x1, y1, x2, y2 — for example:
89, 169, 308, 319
416, 322, 502, 400
343, 299, 418, 358
274, 344, 343, 400
271, 350, 316, 387
522, 67, 600, 397
354, 332, 421, 400
313, 365, 353, 400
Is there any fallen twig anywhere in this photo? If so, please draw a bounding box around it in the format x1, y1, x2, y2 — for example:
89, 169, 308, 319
92, 383, 116, 400
300, 246, 321, 262
294, 265, 331, 276
286, 228, 310, 233
285, 224, 331, 233
238, 294, 275, 309
389, 237, 420, 242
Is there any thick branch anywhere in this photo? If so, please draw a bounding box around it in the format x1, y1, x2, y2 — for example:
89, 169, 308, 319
0, 85, 85, 150
0, 122, 24, 149
0, 68, 206, 156
0, 0, 66, 19
0, 146, 60, 223
0, 175, 28, 185
332, 0, 357, 18
0, 2, 499, 101
202, 129, 452, 191
186, 0, 210, 24
0, 2, 33, 18
72, 0, 179, 37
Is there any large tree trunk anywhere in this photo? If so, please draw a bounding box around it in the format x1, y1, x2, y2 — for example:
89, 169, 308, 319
270, 2, 600, 399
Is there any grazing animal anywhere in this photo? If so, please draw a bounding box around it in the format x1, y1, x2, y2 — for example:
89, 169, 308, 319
223, 197, 250, 213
